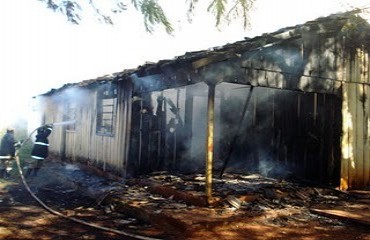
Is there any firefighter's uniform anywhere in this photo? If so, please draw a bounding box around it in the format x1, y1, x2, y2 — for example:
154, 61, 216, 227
25, 125, 53, 177
0, 128, 19, 179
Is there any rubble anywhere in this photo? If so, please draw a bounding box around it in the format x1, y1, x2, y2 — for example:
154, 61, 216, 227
93, 171, 369, 239
2, 160, 369, 239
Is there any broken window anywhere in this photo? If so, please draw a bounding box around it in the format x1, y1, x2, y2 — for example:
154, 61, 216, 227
96, 84, 117, 136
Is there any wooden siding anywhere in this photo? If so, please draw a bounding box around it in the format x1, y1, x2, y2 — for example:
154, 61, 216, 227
41, 81, 132, 175
217, 84, 341, 185
341, 47, 370, 190
44, 100, 65, 154
65, 130, 76, 161
224, 29, 369, 189
238, 34, 343, 95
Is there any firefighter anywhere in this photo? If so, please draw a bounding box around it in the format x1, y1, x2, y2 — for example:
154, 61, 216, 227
25, 125, 53, 177
0, 127, 21, 179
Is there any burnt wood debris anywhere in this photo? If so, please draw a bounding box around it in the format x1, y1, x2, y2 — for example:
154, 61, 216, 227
2, 160, 369, 239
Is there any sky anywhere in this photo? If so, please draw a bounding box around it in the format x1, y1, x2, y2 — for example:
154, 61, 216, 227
0, 0, 369, 128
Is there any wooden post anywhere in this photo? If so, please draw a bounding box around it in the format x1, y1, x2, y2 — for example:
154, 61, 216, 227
138, 99, 143, 170
206, 83, 216, 204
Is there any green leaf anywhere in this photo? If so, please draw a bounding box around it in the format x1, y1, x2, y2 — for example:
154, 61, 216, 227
139, 0, 174, 34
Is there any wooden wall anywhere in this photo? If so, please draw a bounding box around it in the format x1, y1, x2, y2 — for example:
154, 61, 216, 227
224, 28, 370, 189
39, 80, 132, 176
341, 47, 370, 190
217, 84, 341, 185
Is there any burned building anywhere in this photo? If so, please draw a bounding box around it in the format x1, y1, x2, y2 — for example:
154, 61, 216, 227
36, 10, 370, 191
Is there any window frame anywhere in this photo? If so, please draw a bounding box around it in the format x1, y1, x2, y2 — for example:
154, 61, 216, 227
96, 83, 118, 136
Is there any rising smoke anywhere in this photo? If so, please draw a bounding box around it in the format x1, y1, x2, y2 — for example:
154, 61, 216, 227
149, 81, 294, 178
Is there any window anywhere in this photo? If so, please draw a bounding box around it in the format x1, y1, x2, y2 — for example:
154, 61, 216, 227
96, 84, 117, 136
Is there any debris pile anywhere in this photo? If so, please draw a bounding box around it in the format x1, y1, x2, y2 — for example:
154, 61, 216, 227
3, 161, 369, 240
99, 172, 370, 239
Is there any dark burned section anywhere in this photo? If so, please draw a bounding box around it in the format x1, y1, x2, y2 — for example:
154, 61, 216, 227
126, 11, 362, 186
128, 82, 342, 186
218, 87, 343, 186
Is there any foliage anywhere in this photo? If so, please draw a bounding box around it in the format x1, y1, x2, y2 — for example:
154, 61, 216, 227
206, 0, 254, 28
38, 0, 255, 33
137, 0, 173, 34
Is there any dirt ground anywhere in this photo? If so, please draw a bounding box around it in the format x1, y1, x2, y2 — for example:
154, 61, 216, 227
0, 161, 164, 240
0, 159, 369, 240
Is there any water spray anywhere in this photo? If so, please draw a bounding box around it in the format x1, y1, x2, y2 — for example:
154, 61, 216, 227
49, 120, 76, 126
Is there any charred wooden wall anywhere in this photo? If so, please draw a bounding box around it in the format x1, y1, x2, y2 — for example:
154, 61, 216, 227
127, 81, 342, 187
127, 87, 190, 176
187, 28, 346, 186
217, 84, 341, 186
127, 28, 347, 186
208, 23, 370, 189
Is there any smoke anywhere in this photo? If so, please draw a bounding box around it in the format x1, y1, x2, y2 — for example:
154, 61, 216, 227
211, 83, 296, 179
28, 86, 91, 134
160, 82, 287, 176
148, 81, 290, 176
258, 160, 274, 176
52, 87, 91, 106
258, 156, 292, 179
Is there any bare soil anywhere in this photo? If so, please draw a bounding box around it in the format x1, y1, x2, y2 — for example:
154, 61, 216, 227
0, 161, 164, 240
0, 160, 369, 240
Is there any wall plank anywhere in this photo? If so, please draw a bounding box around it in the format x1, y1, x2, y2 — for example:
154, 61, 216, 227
341, 47, 370, 190
42, 82, 132, 175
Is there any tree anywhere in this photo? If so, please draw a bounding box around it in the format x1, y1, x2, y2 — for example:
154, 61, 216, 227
39, 0, 255, 33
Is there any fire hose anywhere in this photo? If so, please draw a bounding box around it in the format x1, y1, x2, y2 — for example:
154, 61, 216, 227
14, 123, 162, 240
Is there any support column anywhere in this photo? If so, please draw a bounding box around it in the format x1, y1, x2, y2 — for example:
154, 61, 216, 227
205, 83, 216, 204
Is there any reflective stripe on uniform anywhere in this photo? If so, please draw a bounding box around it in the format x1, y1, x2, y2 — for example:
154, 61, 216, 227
35, 142, 49, 146
31, 155, 45, 160
0, 156, 12, 159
